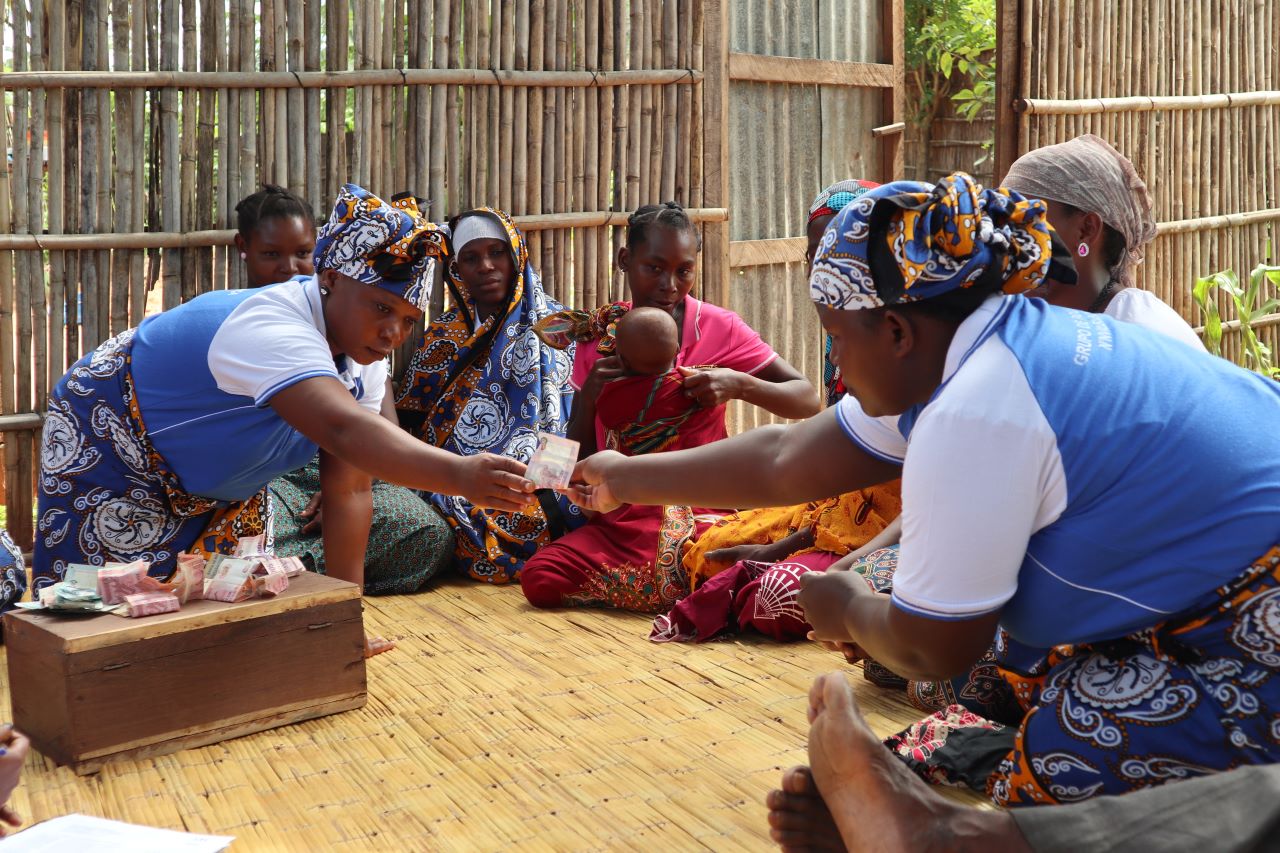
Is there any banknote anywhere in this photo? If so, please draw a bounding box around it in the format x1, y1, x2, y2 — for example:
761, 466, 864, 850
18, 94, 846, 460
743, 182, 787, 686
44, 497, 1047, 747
203, 557, 257, 603
122, 591, 181, 617
233, 535, 266, 557
525, 433, 580, 490
97, 561, 149, 605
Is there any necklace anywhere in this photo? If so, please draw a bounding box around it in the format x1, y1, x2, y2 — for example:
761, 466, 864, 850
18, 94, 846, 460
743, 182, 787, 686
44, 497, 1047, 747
1088, 278, 1120, 313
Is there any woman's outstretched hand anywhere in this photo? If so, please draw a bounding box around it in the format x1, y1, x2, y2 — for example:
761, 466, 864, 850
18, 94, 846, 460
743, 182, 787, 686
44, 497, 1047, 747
455, 453, 536, 513
562, 450, 626, 514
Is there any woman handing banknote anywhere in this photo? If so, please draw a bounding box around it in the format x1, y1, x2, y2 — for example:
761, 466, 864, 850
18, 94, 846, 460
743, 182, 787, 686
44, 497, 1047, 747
32, 185, 535, 657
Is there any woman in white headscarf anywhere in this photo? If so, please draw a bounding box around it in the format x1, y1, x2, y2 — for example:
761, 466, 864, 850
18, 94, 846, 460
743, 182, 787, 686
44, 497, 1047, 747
1002, 134, 1203, 349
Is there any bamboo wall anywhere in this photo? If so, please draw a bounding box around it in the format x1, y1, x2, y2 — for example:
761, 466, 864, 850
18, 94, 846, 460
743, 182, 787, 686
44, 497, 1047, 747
0, 0, 729, 548
995, 0, 1280, 364
723, 0, 903, 433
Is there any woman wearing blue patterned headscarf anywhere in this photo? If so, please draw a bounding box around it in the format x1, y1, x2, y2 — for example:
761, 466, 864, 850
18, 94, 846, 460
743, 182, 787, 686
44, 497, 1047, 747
33, 184, 535, 654
569, 171, 1280, 812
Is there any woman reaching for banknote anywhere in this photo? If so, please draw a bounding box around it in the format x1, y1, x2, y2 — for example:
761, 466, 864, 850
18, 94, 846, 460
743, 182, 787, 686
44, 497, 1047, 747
32, 184, 535, 657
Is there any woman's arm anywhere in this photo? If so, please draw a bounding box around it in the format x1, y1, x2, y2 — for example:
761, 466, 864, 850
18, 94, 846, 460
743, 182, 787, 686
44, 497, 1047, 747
572, 407, 901, 512
270, 376, 533, 511
317, 449, 373, 587
565, 354, 625, 456
679, 357, 822, 420
798, 570, 1001, 681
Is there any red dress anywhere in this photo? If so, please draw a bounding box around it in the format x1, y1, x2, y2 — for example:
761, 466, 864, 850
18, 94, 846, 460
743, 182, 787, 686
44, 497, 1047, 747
520, 296, 778, 612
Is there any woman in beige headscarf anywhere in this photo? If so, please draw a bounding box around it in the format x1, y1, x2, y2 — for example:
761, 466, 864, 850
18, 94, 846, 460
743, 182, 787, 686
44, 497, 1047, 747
1003, 133, 1203, 349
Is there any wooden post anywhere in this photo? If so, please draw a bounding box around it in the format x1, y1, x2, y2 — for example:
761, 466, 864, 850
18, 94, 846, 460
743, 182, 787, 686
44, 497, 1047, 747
879, 0, 905, 181
994, 0, 1023, 180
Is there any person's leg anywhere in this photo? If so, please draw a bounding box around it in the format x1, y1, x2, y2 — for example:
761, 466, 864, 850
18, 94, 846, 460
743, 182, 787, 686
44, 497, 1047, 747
767, 671, 1028, 853
519, 538, 593, 607
362, 484, 455, 595
1012, 764, 1280, 853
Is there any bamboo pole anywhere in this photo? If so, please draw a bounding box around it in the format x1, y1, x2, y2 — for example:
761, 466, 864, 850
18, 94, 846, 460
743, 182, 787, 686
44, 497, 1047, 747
9, 0, 36, 547
197, 0, 218, 296
412, 0, 430, 202
111, 0, 133, 327
645, 0, 661, 204
94, 7, 110, 340
446, 0, 462, 208
225, 0, 242, 289
572, 0, 588, 309
540, 0, 559, 280
78, 0, 101, 336
473, 0, 491, 203
554, 0, 569, 301
238, 0, 256, 274
325, 0, 349, 209
287, 0, 305, 194
582, 0, 599, 309
180, 0, 199, 303
661, 0, 677, 202
47, 0, 67, 373
0, 76, 19, 544
351, 0, 368, 188
274, 0, 289, 187
27, 0, 48, 400
430, 0, 449, 218
64, 0, 81, 359
509, 0, 529, 217
0, 209, 733, 251
600, 0, 616, 300
261, 0, 277, 182
304, 0, 321, 207
159, 0, 181, 310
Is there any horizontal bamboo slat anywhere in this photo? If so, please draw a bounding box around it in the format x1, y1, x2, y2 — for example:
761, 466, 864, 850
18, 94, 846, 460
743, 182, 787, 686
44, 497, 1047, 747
0, 67, 704, 90
728, 236, 806, 268
1015, 89, 1280, 115
0, 208, 730, 251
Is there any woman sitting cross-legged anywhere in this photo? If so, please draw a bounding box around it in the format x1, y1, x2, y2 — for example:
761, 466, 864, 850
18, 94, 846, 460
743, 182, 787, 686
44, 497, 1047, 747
519, 202, 822, 613
395, 207, 580, 583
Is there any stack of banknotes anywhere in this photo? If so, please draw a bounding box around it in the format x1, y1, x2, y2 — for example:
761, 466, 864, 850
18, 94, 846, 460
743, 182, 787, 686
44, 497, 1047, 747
18, 536, 302, 616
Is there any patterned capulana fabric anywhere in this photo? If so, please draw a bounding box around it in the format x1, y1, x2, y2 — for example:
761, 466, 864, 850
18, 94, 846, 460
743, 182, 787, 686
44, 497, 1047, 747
313, 183, 449, 312
34, 330, 269, 591
395, 208, 580, 583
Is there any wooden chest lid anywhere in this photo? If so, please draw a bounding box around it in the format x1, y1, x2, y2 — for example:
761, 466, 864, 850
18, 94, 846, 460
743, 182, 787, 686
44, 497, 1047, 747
3, 572, 361, 654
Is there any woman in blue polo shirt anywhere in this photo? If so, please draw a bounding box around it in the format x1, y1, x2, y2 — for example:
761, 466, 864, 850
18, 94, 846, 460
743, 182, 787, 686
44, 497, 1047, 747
34, 185, 533, 651
569, 174, 1280, 805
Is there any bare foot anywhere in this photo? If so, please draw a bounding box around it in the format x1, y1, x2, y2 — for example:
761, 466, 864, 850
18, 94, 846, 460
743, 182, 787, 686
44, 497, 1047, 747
803, 671, 1027, 853
766, 766, 846, 852
364, 634, 396, 658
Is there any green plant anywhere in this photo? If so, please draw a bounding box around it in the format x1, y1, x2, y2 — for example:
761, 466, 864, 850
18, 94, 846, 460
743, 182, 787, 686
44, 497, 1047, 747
905, 0, 997, 170
1192, 262, 1280, 378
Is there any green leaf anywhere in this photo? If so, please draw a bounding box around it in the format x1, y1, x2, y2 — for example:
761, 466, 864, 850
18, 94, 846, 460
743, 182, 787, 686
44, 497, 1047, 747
958, 58, 970, 74
1193, 275, 1213, 307
940, 51, 953, 78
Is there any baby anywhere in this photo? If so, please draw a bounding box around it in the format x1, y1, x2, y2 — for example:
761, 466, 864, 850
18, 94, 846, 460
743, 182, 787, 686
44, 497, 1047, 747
612, 307, 679, 377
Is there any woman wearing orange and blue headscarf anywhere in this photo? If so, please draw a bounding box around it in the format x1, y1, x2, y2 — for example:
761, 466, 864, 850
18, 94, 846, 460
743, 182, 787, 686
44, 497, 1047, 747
395, 208, 581, 583
569, 173, 1280, 807
33, 185, 534, 653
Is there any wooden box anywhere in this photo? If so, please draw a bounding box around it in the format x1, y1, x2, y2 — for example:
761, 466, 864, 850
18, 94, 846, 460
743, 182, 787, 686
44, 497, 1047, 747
4, 571, 366, 774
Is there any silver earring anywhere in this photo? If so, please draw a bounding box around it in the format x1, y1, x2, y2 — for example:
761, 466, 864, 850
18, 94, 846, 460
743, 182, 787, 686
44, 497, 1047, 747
320, 286, 330, 296
239, 252, 247, 259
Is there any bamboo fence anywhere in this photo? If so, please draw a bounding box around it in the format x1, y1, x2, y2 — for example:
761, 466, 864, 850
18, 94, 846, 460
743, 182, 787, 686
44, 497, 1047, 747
994, 0, 1280, 366
0, 0, 748, 548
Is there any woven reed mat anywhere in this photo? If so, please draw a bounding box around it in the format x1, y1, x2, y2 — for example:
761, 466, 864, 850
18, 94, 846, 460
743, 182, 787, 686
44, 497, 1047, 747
1, 578, 986, 851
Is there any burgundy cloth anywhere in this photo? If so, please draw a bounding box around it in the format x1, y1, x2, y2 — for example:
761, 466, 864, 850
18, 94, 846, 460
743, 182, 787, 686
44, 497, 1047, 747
650, 550, 842, 642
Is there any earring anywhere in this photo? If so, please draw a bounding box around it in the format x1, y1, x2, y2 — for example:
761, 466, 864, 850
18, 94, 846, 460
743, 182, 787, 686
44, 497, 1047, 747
239, 252, 247, 259
320, 286, 330, 296
1077, 243, 1090, 258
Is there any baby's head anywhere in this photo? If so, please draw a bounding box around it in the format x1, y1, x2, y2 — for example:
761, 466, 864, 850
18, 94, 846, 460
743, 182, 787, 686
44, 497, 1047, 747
614, 307, 679, 376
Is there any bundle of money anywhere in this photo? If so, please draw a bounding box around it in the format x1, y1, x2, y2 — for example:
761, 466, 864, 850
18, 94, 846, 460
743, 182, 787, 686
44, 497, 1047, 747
97, 561, 150, 605
171, 552, 206, 603
525, 433, 580, 490
63, 563, 103, 595
233, 535, 266, 557
203, 557, 257, 603
252, 560, 290, 597
122, 591, 181, 617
